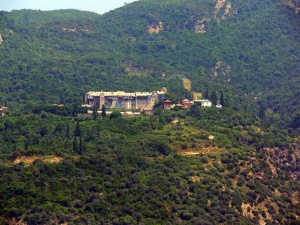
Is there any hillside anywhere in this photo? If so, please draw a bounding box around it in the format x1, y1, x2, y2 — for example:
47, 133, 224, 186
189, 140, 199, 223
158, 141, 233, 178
0, 107, 299, 225
0, 1, 300, 224
0, 0, 300, 127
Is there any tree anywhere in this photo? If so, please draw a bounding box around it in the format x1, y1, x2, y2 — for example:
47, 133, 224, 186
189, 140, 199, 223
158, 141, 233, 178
109, 110, 122, 119
290, 112, 300, 129
24, 139, 29, 151
66, 124, 71, 139
93, 105, 98, 120
60, 95, 65, 105
79, 137, 84, 155
101, 104, 106, 118
204, 89, 209, 99
148, 139, 172, 156
258, 103, 266, 120
74, 121, 82, 137
190, 104, 200, 118
210, 91, 218, 105
72, 103, 78, 117
220, 91, 225, 106
40, 126, 49, 137
177, 117, 181, 128
73, 137, 78, 153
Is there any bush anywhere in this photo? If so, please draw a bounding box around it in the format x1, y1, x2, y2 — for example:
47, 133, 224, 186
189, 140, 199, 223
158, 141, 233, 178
180, 211, 193, 220
181, 143, 188, 150
109, 110, 122, 119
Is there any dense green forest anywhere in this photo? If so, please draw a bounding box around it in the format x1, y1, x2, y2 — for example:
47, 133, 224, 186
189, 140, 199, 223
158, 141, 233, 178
0, 0, 300, 224
0, 106, 299, 224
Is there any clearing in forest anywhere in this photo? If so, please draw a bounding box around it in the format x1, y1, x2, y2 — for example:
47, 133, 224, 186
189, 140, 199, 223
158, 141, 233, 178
178, 145, 223, 156
12, 156, 63, 165
182, 78, 192, 91
193, 92, 202, 100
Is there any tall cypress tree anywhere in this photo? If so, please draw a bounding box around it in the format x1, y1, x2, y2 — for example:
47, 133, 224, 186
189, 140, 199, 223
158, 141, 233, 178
72, 103, 78, 117
101, 104, 107, 118
25, 139, 29, 151
79, 137, 84, 155
93, 105, 98, 120
74, 121, 82, 137
220, 91, 225, 106
73, 137, 78, 153
204, 89, 209, 99
210, 91, 218, 105
66, 125, 71, 139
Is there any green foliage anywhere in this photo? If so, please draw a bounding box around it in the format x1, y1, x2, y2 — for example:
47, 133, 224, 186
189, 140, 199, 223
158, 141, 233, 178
0, 0, 299, 128
220, 91, 225, 106
101, 104, 106, 118
0, 1, 299, 224
210, 90, 218, 105
0, 109, 297, 224
92, 105, 98, 120
109, 110, 122, 119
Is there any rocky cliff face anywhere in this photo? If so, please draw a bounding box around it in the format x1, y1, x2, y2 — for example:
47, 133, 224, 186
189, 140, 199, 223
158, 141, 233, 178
148, 21, 164, 34
194, 18, 210, 33
214, 0, 236, 21
284, 0, 300, 14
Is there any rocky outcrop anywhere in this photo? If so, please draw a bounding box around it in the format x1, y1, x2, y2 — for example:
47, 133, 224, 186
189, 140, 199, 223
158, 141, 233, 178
62, 27, 77, 32
222, 2, 232, 19
195, 18, 210, 33
12, 156, 63, 164
215, 0, 227, 13
214, 0, 236, 21
148, 21, 164, 34
212, 61, 231, 82
0, 34, 3, 44
62, 27, 94, 33
284, 0, 300, 14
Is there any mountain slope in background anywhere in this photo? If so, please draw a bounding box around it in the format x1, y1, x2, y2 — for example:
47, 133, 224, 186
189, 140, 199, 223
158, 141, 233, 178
0, 0, 300, 127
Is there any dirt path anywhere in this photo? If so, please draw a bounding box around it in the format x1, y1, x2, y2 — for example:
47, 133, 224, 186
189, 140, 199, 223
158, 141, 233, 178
180, 151, 202, 156
178, 145, 222, 156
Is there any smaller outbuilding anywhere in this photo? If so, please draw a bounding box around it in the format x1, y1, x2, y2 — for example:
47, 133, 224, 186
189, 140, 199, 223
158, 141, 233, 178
182, 99, 192, 108
0, 106, 8, 117
194, 99, 212, 107
164, 100, 173, 110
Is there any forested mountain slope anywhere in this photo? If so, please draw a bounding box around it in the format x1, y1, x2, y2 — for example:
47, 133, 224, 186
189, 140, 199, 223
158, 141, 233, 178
0, 107, 299, 225
0, 0, 300, 126
0, 1, 300, 224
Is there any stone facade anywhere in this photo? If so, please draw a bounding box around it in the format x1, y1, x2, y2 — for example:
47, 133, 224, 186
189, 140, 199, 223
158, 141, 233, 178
85, 91, 166, 110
